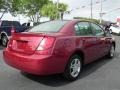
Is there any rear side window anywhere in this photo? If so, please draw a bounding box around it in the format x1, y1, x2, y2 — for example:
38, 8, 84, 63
1, 21, 20, 27
1, 21, 12, 26
74, 22, 92, 36
27, 21, 68, 33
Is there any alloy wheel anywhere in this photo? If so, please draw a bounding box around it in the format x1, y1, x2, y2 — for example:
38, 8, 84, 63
70, 58, 81, 78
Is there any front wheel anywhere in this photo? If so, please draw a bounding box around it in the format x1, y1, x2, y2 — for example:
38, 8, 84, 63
63, 55, 82, 81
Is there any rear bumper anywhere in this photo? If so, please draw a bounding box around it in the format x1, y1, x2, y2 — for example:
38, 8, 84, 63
3, 49, 65, 75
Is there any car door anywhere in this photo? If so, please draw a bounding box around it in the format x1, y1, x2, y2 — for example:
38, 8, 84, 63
90, 23, 108, 58
74, 21, 99, 64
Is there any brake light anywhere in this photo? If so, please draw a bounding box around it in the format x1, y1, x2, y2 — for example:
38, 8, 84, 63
7, 38, 13, 50
37, 37, 55, 51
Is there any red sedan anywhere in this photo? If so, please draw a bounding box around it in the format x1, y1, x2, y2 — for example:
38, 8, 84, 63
3, 20, 115, 81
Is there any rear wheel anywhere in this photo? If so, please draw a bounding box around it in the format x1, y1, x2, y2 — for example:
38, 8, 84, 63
107, 45, 115, 58
63, 55, 82, 81
1, 35, 8, 47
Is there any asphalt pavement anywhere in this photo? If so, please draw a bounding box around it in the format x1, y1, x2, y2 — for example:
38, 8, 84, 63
0, 36, 120, 90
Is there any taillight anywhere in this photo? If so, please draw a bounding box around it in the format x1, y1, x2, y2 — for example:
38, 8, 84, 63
37, 37, 55, 51
7, 38, 13, 49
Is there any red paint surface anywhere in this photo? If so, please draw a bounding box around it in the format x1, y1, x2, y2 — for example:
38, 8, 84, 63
3, 20, 114, 75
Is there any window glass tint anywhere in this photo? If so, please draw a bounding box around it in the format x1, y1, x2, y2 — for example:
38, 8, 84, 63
27, 21, 68, 33
1, 21, 12, 26
74, 24, 79, 33
91, 23, 104, 36
12, 21, 21, 27
74, 22, 92, 36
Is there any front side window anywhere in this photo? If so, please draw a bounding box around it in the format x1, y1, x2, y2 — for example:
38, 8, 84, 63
74, 22, 92, 36
91, 23, 104, 36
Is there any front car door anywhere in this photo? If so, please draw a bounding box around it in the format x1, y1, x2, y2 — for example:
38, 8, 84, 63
90, 23, 110, 58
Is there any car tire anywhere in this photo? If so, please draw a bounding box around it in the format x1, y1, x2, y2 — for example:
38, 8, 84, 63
1, 35, 8, 47
107, 45, 115, 58
63, 55, 82, 81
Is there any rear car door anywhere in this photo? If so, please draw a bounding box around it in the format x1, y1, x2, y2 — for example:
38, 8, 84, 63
90, 23, 108, 58
74, 22, 99, 64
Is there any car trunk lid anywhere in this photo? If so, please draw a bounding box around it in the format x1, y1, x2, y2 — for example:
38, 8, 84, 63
9, 32, 44, 55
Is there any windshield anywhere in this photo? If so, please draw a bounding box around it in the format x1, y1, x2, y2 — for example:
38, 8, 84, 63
27, 20, 69, 33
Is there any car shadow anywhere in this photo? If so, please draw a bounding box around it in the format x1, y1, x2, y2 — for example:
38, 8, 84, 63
21, 52, 120, 87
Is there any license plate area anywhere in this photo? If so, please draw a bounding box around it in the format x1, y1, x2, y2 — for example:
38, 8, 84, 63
12, 40, 28, 52
16, 40, 28, 49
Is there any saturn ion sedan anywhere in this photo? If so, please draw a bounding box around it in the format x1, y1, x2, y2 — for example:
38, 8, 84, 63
3, 20, 116, 81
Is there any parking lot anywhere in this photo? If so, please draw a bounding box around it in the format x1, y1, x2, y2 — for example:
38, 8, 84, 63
0, 35, 120, 90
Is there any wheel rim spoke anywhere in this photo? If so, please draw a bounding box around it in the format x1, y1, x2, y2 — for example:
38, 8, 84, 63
70, 58, 81, 78
2, 37, 7, 46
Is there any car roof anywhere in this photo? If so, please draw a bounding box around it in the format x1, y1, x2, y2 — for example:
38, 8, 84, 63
53, 19, 98, 24
0, 20, 19, 22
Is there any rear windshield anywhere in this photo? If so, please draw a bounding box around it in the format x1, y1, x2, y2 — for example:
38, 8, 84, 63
27, 20, 68, 33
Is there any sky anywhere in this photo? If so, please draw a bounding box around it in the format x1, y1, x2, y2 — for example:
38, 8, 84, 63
1, 0, 120, 23
59, 0, 120, 22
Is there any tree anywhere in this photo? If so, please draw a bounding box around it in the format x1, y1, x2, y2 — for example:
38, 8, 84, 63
0, 0, 67, 21
41, 3, 58, 20
0, 0, 6, 19
7, 0, 23, 16
41, 2, 68, 20
6, 0, 49, 22
58, 3, 68, 19
74, 17, 101, 24
0, 0, 22, 20
0, 0, 4, 9
19, 0, 49, 22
